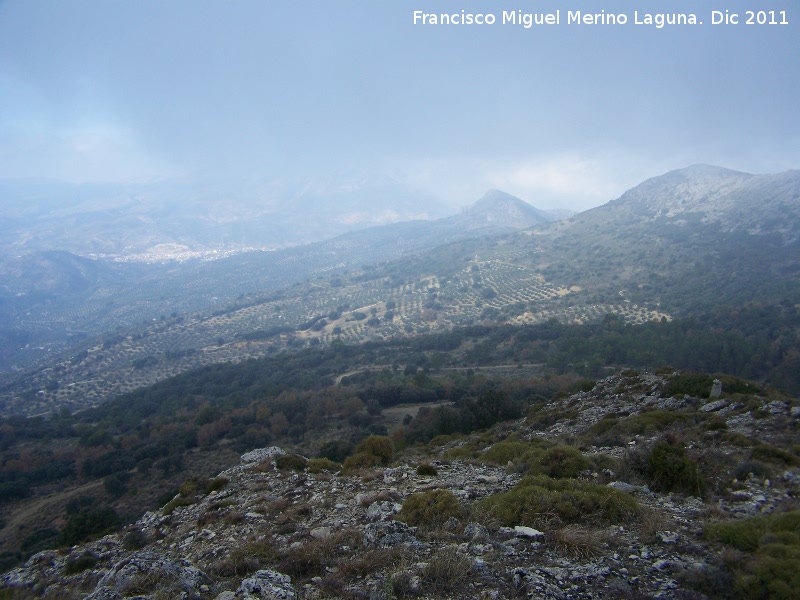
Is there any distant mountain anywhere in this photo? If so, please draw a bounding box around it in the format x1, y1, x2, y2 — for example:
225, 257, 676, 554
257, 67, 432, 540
3, 165, 799, 416
604, 165, 800, 241
0, 175, 448, 258
446, 189, 553, 230
524, 164, 800, 316
0, 189, 562, 379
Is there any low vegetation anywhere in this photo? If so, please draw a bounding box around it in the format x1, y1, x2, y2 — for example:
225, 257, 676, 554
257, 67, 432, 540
703, 512, 800, 599
478, 476, 641, 528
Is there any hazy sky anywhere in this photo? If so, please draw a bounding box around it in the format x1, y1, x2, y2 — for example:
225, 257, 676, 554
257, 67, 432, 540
1, 0, 798, 211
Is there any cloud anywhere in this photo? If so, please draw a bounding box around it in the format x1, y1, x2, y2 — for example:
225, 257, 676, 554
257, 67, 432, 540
0, 121, 170, 183
484, 156, 622, 207
394, 151, 666, 212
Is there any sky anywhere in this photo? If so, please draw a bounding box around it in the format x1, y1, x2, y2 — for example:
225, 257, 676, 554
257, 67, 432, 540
0, 0, 798, 212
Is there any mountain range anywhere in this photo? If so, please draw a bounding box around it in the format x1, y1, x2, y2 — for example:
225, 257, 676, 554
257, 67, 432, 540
1, 165, 799, 416
0, 165, 799, 600
0, 189, 561, 377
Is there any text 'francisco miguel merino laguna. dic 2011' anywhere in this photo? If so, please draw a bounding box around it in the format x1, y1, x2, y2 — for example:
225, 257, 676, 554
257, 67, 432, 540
411, 9, 787, 29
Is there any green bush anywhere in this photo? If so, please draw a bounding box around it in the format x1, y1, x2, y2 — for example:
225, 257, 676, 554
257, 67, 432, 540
665, 372, 714, 398
397, 489, 463, 528
750, 445, 799, 467
19, 528, 59, 555
342, 452, 380, 473
416, 463, 438, 477
63, 552, 99, 575
162, 495, 195, 515
648, 440, 705, 497
60, 506, 120, 546
275, 454, 308, 471
704, 512, 800, 599
477, 476, 639, 528
534, 446, 590, 479
722, 432, 755, 447
205, 476, 229, 493
179, 476, 208, 497
443, 445, 479, 460
355, 435, 394, 465
307, 458, 340, 473
343, 435, 395, 473
318, 439, 353, 463
734, 461, 770, 481
704, 417, 728, 431
481, 441, 532, 465
122, 528, 148, 550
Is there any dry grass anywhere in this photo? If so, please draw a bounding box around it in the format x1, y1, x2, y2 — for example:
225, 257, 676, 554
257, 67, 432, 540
547, 524, 610, 558
206, 536, 278, 578
636, 506, 671, 543
422, 547, 472, 595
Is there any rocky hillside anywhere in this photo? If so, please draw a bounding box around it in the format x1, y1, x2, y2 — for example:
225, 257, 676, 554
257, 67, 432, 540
5, 165, 800, 417
2, 370, 798, 599
606, 165, 800, 241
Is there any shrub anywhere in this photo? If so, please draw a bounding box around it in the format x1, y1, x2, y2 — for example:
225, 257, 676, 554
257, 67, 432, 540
665, 372, 714, 398
477, 476, 639, 528
275, 454, 308, 471
416, 463, 438, 477
122, 528, 148, 550
60, 506, 120, 546
318, 439, 353, 463
734, 461, 771, 481
103, 474, 127, 499
19, 528, 59, 555
162, 495, 194, 515
355, 435, 394, 465
307, 458, 340, 473
704, 417, 728, 431
336, 547, 398, 580
63, 552, 99, 575
704, 512, 800, 599
343, 451, 380, 473
397, 489, 463, 528
534, 446, 590, 479
722, 432, 755, 447
342, 435, 395, 473
481, 441, 532, 465
277, 538, 334, 578
648, 440, 705, 497
443, 445, 479, 460
179, 476, 208, 497
750, 445, 799, 467
205, 476, 229, 493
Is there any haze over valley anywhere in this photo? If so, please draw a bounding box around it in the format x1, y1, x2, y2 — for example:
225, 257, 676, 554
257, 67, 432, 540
1, 164, 799, 416
1, 1, 799, 598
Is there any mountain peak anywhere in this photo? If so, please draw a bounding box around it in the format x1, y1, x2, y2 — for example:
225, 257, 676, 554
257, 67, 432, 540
666, 164, 749, 178
604, 164, 800, 241
451, 190, 551, 230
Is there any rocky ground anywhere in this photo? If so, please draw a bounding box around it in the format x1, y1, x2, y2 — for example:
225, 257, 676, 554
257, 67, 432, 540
1, 371, 798, 599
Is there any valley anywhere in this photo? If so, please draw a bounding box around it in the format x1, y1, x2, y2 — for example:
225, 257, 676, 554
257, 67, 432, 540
2, 166, 798, 417
0, 165, 799, 599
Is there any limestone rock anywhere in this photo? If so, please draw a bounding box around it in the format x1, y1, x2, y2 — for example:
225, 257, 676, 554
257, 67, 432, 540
699, 399, 728, 412
86, 551, 210, 599
241, 447, 286, 464
237, 570, 296, 599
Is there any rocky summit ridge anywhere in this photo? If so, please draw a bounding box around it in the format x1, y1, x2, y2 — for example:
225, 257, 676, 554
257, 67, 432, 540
607, 165, 800, 242
2, 370, 799, 599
